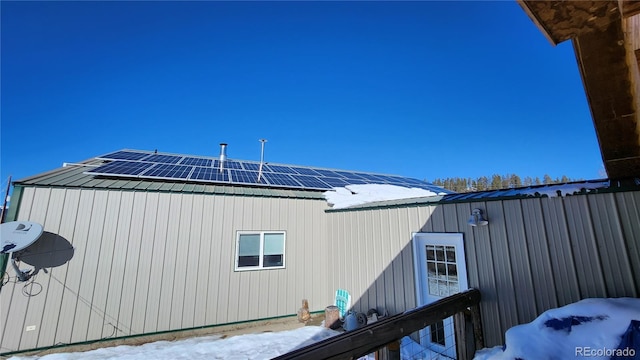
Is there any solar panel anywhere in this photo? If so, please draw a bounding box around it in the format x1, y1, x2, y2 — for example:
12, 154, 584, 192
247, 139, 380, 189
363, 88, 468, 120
261, 173, 300, 187
290, 167, 322, 176
321, 177, 350, 187
313, 169, 344, 178
267, 165, 295, 174
230, 170, 265, 184
241, 162, 261, 171
355, 173, 388, 182
190, 167, 229, 182
180, 157, 213, 167
142, 154, 183, 164
99, 151, 151, 161
144, 164, 193, 179
333, 171, 368, 180
212, 160, 243, 169
86, 149, 450, 193
87, 160, 153, 176
290, 175, 330, 189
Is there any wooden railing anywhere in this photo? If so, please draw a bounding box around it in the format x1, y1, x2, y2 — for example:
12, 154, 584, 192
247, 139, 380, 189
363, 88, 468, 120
273, 288, 483, 360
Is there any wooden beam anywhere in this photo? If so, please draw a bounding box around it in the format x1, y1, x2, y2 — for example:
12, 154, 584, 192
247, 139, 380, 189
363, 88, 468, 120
273, 289, 482, 360
519, 1, 621, 44
573, 17, 640, 179
621, 0, 640, 18
517, 0, 558, 45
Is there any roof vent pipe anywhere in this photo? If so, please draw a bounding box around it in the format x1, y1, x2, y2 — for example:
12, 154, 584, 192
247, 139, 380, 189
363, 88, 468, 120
219, 143, 227, 173
257, 139, 267, 182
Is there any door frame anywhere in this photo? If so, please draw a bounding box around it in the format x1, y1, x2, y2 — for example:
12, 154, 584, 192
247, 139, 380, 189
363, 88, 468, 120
412, 232, 468, 358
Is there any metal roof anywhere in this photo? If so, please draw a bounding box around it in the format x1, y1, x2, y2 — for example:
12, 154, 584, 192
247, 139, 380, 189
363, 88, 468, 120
83, 149, 449, 193
325, 179, 640, 211
13, 149, 452, 200
13, 159, 326, 200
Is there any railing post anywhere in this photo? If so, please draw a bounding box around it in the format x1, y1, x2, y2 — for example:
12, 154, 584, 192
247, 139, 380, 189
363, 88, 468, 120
470, 304, 485, 350
273, 288, 482, 360
454, 311, 468, 360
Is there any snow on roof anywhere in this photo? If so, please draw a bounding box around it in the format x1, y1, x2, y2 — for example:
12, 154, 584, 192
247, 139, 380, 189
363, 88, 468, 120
323, 184, 446, 209
322, 180, 625, 210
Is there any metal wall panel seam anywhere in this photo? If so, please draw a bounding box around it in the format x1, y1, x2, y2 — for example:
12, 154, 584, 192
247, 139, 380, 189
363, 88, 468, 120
615, 192, 640, 293
515, 199, 540, 317
503, 199, 537, 324
143, 192, 166, 333
590, 194, 636, 297
69, 190, 98, 344
88, 191, 120, 341
541, 198, 580, 306
602, 194, 637, 296
137, 192, 156, 332
557, 195, 581, 302
572, 196, 607, 298
487, 201, 519, 337
33, 188, 64, 348
52, 189, 82, 346
475, 201, 502, 346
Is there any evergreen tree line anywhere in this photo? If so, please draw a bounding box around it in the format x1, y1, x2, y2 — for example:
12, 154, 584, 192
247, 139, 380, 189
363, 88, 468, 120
428, 174, 580, 193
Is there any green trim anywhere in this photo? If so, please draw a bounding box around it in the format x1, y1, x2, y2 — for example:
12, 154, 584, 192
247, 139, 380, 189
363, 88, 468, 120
5, 185, 22, 222
14, 182, 325, 201
0, 254, 7, 292
0, 186, 22, 293
0, 311, 324, 357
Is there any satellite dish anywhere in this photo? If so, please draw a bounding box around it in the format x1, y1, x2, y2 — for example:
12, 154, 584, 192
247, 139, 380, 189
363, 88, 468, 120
1, 221, 43, 254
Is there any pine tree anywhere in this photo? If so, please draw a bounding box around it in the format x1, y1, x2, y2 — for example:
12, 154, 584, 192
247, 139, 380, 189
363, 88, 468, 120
491, 174, 502, 190
510, 174, 522, 188
426, 174, 576, 193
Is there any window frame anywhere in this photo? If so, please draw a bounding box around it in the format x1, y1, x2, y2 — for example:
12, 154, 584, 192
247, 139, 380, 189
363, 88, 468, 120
235, 230, 286, 271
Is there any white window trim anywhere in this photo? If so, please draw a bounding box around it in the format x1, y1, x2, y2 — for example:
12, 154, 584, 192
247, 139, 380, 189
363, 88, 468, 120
235, 230, 286, 271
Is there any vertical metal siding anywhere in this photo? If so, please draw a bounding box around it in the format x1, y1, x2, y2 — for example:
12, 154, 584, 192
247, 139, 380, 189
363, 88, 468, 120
3, 187, 638, 353
465, 202, 502, 347
588, 193, 638, 297
1, 188, 329, 353
501, 200, 538, 324
144, 192, 169, 333
615, 191, 640, 292
485, 201, 519, 336
563, 195, 607, 298
540, 197, 581, 305
326, 190, 640, 348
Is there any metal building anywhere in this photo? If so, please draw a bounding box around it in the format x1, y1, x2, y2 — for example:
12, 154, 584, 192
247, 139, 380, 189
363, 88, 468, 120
1, 149, 639, 355
0, 149, 448, 354
325, 181, 640, 347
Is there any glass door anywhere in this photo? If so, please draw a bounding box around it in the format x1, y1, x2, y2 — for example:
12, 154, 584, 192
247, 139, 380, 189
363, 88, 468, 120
412, 233, 468, 359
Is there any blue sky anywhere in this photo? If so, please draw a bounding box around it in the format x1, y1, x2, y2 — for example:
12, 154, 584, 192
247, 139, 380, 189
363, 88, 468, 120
1, 1, 603, 188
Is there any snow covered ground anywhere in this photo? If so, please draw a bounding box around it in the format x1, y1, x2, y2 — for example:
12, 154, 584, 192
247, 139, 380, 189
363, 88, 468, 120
7, 326, 340, 360
8, 297, 639, 360
474, 297, 640, 360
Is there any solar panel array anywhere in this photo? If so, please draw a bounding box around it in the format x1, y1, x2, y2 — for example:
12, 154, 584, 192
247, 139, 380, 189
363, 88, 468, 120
86, 150, 450, 193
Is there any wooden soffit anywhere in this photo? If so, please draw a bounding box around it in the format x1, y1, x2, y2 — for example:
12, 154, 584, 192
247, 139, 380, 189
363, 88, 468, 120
518, 0, 640, 179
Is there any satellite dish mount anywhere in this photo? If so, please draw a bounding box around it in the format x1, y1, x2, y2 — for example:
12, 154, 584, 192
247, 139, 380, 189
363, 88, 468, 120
1, 221, 44, 282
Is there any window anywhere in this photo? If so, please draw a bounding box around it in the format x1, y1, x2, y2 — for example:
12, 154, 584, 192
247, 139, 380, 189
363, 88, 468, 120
235, 231, 285, 271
